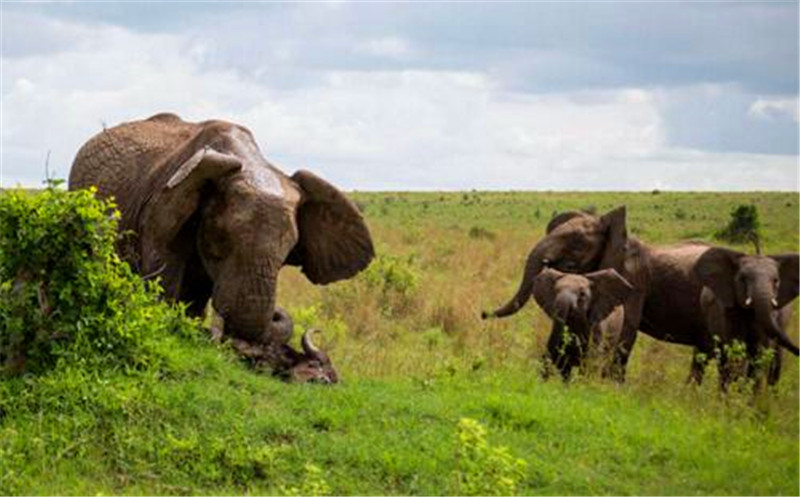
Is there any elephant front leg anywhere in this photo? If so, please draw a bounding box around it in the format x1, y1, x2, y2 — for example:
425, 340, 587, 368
542, 322, 567, 380
178, 252, 213, 318
717, 343, 747, 393
767, 345, 782, 386
746, 343, 780, 392
544, 322, 581, 381
687, 348, 708, 385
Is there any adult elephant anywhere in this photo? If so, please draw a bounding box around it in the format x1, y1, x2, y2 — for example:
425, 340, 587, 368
693, 248, 799, 389
69, 113, 374, 382
482, 206, 715, 381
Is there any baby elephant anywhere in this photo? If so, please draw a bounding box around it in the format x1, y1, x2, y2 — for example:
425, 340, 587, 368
532, 268, 634, 380
693, 248, 799, 390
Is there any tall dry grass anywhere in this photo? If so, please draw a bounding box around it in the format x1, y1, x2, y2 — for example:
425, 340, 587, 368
274, 191, 798, 427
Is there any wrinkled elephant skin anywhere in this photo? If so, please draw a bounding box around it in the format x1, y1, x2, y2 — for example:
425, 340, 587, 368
69, 113, 374, 382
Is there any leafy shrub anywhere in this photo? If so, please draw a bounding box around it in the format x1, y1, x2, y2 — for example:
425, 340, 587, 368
401, 226, 422, 245
468, 226, 496, 240
362, 254, 418, 296
282, 463, 331, 496
420, 326, 450, 350
321, 253, 421, 328
715, 204, 762, 253
428, 300, 469, 337
0, 184, 198, 376
288, 304, 348, 346
453, 417, 528, 495
161, 432, 285, 486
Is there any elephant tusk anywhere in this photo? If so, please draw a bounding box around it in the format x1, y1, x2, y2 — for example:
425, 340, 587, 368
142, 263, 167, 281
744, 296, 752, 307
772, 298, 780, 309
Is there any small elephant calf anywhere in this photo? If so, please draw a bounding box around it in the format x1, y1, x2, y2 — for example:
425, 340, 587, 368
532, 268, 634, 380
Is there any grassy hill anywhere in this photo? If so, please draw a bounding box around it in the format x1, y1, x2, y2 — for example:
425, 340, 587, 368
1, 189, 798, 495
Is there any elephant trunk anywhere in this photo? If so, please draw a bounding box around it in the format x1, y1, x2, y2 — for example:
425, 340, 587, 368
484, 249, 544, 319
753, 291, 799, 356
553, 292, 576, 323
271, 307, 294, 345
228, 295, 277, 343
215, 266, 284, 345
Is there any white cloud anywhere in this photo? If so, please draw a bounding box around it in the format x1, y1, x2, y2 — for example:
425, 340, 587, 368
1, 12, 797, 192
748, 97, 799, 122
0, 10, 88, 57
357, 37, 414, 59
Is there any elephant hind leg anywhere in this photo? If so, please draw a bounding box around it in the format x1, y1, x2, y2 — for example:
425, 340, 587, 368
606, 327, 637, 383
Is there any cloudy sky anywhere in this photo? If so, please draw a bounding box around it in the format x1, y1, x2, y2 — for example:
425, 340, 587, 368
1, 1, 798, 190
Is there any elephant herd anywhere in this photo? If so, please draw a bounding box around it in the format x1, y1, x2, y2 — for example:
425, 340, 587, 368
482, 208, 799, 390
68, 114, 799, 390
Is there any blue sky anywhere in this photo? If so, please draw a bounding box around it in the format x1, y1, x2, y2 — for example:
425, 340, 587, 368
1, 1, 798, 190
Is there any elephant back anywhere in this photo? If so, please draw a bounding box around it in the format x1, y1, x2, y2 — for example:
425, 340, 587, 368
68, 115, 201, 264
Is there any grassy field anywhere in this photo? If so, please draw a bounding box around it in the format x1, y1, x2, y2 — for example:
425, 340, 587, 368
1, 190, 798, 495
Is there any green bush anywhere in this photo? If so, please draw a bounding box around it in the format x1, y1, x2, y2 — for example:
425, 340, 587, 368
282, 463, 331, 496
0, 184, 198, 376
468, 226, 496, 240
361, 253, 419, 297
288, 304, 348, 346
362, 253, 420, 317
715, 204, 762, 253
453, 417, 528, 495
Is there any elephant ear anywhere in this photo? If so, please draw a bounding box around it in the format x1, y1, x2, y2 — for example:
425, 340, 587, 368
287, 170, 375, 284
772, 253, 800, 307
597, 206, 628, 272
546, 211, 583, 234
144, 145, 242, 262
587, 268, 633, 324
532, 268, 562, 319
693, 248, 744, 308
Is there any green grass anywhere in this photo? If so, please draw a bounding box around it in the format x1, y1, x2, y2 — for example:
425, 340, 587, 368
2, 190, 798, 495
2, 345, 797, 495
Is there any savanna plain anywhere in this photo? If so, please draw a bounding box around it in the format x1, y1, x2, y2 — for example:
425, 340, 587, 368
1, 189, 798, 495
